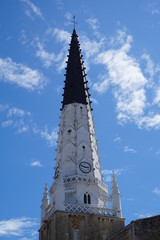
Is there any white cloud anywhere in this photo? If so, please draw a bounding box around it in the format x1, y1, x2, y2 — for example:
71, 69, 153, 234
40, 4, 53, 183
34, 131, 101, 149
0, 217, 38, 238
153, 87, 160, 106
86, 17, 104, 39
123, 146, 136, 153
1, 106, 31, 133
122, 197, 135, 201
7, 107, 26, 118
65, 12, 72, 20
109, 28, 127, 47
134, 212, 155, 219
148, 0, 160, 15
93, 76, 109, 94
0, 57, 47, 91
56, 0, 63, 9
20, 30, 28, 45
87, 17, 99, 31
0, 104, 9, 112
102, 168, 125, 182
92, 29, 160, 129
138, 114, 160, 129
0, 104, 58, 146
35, 39, 55, 68
33, 30, 69, 72
153, 187, 160, 196
94, 32, 147, 125
156, 149, 160, 155
1, 118, 29, 134
90, 97, 98, 105
51, 28, 71, 44
21, 0, 44, 20
33, 126, 58, 147
80, 35, 102, 59
30, 160, 42, 167
113, 135, 121, 142
1, 120, 13, 128
39, 127, 58, 147
99, 28, 160, 130
141, 53, 154, 80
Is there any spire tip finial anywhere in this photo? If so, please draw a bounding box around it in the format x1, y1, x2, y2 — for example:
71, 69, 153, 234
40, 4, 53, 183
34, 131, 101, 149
72, 15, 78, 29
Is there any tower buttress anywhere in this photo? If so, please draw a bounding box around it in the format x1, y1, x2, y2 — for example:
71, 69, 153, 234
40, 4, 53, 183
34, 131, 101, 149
111, 171, 122, 218
41, 183, 49, 222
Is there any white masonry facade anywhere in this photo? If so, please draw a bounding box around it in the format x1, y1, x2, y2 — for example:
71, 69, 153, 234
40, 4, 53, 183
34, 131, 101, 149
40, 28, 122, 234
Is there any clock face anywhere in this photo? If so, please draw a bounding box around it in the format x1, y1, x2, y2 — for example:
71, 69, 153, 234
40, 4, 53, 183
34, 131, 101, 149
79, 162, 91, 173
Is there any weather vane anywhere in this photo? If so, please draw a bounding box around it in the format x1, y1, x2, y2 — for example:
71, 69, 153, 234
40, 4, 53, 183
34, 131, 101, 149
72, 16, 78, 29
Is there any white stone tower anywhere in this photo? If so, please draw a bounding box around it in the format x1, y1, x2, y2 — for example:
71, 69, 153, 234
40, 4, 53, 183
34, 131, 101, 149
39, 28, 123, 240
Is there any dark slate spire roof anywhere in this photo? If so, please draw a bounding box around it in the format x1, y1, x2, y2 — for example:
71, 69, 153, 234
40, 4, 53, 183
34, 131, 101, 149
61, 28, 92, 110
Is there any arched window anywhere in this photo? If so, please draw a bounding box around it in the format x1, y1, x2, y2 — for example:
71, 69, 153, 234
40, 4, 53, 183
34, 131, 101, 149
84, 192, 91, 204
88, 194, 91, 204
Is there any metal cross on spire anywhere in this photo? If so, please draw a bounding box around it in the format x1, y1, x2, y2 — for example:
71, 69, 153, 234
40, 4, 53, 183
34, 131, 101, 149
72, 16, 78, 29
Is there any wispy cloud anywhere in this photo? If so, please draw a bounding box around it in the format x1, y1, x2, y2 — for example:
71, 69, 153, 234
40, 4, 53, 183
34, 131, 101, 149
30, 160, 42, 167
153, 87, 160, 106
148, 0, 160, 15
141, 53, 154, 81
134, 212, 155, 219
35, 38, 56, 68
113, 135, 121, 143
33, 29, 70, 71
39, 127, 58, 147
153, 187, 160, 196
123, 146, 136, 154
33, 126, 58, 147
92, 27, 160, 130
156, 149, 160, 155
65, 12, 72, 20
0, 57, 47, 91
56, 0, 63, 10
0, 217, 38, 239
21, 0, 44, 20
20, 30, 28, 45
86, 17, 99, 31
122, 197, 135, 201
1, 106, 30, 134
86, 17, 104, 39
0, 104, 58, 146
94, 31, 147, 125
7, 107, 30, 118
90, 97, 98, 105
0, 104, 9, 112
102, 168, 125, 182
51, 28, 71, 44
47, 27, 104, 71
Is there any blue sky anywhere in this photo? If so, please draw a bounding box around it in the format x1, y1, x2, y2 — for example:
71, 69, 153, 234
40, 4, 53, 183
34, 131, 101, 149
0, 0, 160, 239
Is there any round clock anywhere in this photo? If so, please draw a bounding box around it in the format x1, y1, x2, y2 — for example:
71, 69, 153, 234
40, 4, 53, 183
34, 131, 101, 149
79, 162, 91, 173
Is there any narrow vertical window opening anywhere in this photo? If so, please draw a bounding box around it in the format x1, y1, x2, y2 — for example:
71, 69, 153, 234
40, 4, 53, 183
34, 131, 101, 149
84, 192, 91, 204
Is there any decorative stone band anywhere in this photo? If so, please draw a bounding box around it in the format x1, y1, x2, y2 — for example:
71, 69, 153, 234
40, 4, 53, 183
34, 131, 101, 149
64, 203, 119, 217
63, 175, 108, 193
41, 203, 120, 226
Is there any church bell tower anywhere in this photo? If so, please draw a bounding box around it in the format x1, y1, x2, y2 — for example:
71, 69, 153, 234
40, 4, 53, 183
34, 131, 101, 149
39, 28, 124, 240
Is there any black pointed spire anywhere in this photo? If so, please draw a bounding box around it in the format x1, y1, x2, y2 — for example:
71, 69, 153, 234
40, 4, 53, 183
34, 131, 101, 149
61, 29, 91, 109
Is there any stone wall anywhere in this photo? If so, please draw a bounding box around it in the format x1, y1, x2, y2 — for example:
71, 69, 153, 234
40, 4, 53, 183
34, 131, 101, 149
39, 211, 125, 240
109, 215, 160, 240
